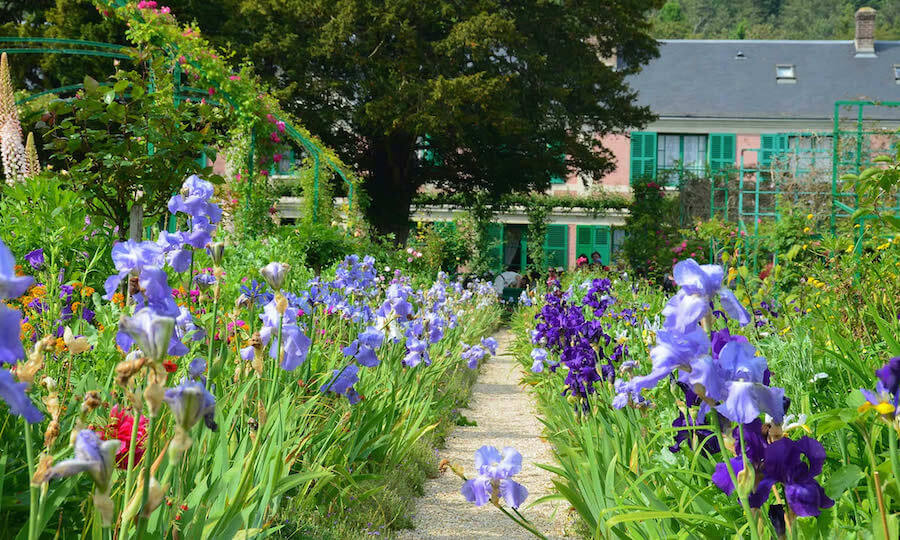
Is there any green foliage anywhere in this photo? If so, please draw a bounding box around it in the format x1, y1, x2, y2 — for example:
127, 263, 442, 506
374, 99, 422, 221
0, 174, 114, 281
525, 200, 550, 274
623, 179, 680, 283
409, 221, 472, 273
39, 68, 223, 233
298, 157, 335, 227
648, 0, 900, 40
412, 190, 630, 214
464, 192, 496, 275
843, 139, 900, 233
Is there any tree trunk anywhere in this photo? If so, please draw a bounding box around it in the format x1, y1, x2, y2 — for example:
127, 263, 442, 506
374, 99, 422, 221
365, 133, 417, 245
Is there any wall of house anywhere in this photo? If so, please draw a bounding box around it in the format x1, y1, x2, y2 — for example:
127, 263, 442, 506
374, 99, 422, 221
594, 133, 631, 192
737, 134, 761, 168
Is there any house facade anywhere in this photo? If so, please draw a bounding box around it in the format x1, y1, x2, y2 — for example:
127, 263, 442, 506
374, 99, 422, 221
413, 7, 900, 273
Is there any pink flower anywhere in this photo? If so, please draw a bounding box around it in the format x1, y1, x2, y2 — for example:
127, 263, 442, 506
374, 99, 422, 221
160, 6, 170, 14
229, 75, 240, 81
207, 87, 215, 96
261, 169, 269, 176
297, 309, 305, 317
269, 132, 281, 143
276, 121, 286, 133
266, 114, 276, 123
273, 153, 283, 163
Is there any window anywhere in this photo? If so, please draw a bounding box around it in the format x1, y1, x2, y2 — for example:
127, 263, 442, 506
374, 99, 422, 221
657, 134, 707, 181
776, 64, 796, 82
894, 64, 900, 84
788, 135, 833, 181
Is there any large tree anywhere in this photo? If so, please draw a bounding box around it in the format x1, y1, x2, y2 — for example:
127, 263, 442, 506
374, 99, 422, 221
6, 0, 663, 242
189, 0, 662, 242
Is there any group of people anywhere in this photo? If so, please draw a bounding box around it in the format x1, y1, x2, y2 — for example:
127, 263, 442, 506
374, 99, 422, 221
575, 251, 605, 269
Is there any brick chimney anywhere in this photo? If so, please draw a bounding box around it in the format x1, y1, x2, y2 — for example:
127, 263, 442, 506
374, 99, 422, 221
854, 7, 876, 56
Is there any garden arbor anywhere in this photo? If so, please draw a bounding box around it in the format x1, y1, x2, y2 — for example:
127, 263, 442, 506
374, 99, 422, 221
0, 2, 358, 228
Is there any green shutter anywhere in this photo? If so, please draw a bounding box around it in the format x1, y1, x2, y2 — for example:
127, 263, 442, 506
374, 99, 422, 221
487, 223, 504, 273
196, 151, 207, 168
629, 132, 657, 183
760, 133, 788, 167
575, 226, 593, 262
594, 225, 611, 265
709, 133, 736, 172
423, 134, 442, 167
543, 224, 568, 270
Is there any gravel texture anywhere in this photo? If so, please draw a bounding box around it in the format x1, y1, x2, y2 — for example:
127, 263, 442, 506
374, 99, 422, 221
399, 328, 574, 539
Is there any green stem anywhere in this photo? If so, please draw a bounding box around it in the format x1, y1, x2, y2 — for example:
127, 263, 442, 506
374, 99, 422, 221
712, 414, 761, 540
888, 424, 900, 486
24, 418, 38, 540
207, 284, 220, 385
135, 413, 158, 540
118, 406, 144, 540
497, 505, 548, 540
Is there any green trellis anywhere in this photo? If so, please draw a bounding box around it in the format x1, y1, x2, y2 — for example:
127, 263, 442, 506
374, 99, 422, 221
707, 100, 900, 269
0, 27, 353, 226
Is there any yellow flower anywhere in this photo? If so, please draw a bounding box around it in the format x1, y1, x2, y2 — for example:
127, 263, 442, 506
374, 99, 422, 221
858, 401, 896, 416
806, 214, 813, 220
31, 285, 46, 298
803, 227, 811, 233
81, 286, 95, 297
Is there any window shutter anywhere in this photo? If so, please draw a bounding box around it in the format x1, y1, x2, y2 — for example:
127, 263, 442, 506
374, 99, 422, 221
760, 133, 788, 167
709, 133, 736, 172
629, 132, 657, 182
487, 223, 504, 273
543, 224, 568, 269
594, 225, 611, 264
575, 226, 593, 261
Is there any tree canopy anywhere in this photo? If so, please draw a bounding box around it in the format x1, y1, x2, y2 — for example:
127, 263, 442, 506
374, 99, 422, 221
3, 0, 663, 242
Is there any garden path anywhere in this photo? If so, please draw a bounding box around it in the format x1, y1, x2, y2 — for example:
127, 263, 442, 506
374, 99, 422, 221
400, 328, 572, 539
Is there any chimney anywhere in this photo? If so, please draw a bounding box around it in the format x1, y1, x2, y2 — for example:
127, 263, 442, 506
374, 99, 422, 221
854, 7, 876, 56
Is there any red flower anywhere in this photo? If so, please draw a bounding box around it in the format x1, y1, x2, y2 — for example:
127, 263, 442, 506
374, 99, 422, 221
163, 360, 178, 373
99, 406, 148, 469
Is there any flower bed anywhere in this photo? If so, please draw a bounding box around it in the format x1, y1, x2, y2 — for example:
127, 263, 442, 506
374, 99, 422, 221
0, 175, 503, 538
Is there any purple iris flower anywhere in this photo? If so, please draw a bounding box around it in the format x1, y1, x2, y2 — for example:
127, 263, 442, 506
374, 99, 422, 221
480, 337, 498, 355
0, 239, 34, 299
461, 344, 488, 369
0, 304, 25, 366
240, 280, 272, 307
461, 446, 529, 509
168, 175, 222, 224
627, 326, 709, 395
342, 326, 384, 368
102, 240, 164, 300
274, 325, 312, 371
403, 337, 430, 367
321, 364, 360, 403
164, 378, 218, 431
662, 259, 750, 332
875, 356, 900, 396
713, 428, 833, 517
47, 430, 120, 492
118, 308, 176, 362
0, 368, 44, 423
188, 358, 206, 381
530, 348, 549, 373
260, 262, 289, 291
157, 231, 192, 273
24, 248, 44, 269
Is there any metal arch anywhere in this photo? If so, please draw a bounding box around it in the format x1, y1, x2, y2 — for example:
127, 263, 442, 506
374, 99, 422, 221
2, 10, 359, 218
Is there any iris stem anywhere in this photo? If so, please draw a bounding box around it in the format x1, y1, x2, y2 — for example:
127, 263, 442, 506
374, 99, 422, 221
119, 405, 143, 539
135, 413, 158, 540
497, 505, 548, 539
24, 418, 38, 540
712, 415, 761, 540
888, 425, 900, 488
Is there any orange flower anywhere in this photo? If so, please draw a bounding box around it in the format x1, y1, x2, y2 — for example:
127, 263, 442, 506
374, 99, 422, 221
20, 322, 34, 340
112, 292, 125, 307
71, 302, 82, 312
55, 337, 67, 353
82, 286, 95, 297
32, 285, 46, 298
14, 264, 24, 276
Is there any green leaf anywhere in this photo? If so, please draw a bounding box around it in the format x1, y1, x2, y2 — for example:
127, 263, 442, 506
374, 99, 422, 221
113, 80, 130, 94
83, 75, 99, 94
104, 90, 115, 104
824, 464, 863, 499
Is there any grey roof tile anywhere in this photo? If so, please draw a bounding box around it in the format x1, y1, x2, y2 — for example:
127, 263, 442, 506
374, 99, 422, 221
628, 40, 900, 120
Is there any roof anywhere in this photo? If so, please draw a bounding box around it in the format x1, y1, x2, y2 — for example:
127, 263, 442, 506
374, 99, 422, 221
628, 40, 900, 121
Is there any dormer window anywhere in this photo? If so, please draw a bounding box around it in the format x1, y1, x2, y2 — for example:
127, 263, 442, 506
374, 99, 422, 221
894, 64, 900, 84
776, 64, 796, 83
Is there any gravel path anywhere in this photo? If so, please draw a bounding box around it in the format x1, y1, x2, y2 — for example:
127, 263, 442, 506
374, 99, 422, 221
399, 328, 573, 539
